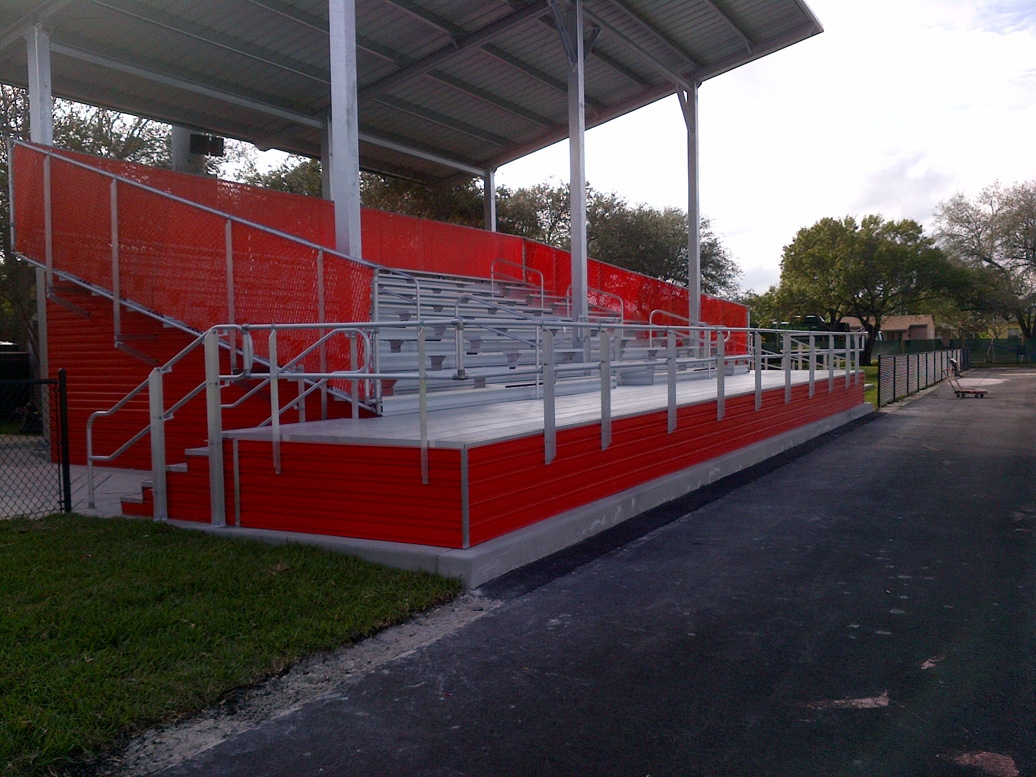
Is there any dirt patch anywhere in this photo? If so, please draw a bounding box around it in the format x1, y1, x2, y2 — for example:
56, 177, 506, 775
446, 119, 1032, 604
93, 592, 500, 776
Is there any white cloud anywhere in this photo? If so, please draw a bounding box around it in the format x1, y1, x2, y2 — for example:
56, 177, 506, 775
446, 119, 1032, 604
498, 0, 1036, 295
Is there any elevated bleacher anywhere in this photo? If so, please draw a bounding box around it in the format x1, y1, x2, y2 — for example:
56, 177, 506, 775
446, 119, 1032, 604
10, 141, 868, 585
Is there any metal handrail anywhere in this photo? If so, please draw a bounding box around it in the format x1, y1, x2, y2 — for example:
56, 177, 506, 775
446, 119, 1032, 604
491, 258, 544, 309
85, 331, 207, 506
16, 140, 382, 273
565, 285, 625, 323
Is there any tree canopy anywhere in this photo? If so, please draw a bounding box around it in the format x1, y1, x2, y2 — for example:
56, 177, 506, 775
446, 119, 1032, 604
244, 160, 742, 298
934, 180, 1036, 338
777, 215, 960, 363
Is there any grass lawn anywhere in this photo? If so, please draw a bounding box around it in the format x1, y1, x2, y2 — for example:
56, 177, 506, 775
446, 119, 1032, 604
862, 364, 879, 407
0, 514, 462, 776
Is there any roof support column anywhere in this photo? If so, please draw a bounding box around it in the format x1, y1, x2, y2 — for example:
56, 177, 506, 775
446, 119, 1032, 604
25, 24, 53, 145
484, 168, 497, 232
678, 84, 701, 327
552, 0, 589, 325
328, 0, 362, 259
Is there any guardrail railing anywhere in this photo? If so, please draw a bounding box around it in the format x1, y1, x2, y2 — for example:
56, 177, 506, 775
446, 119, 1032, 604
877, 349, 963, 406
84, 317, 863, 527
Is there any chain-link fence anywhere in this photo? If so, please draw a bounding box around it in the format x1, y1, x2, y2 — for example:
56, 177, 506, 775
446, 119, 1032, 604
0, 370, 71, 518
877, 349, 966, 408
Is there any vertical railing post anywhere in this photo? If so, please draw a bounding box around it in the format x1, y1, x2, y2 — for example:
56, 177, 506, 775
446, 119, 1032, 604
845, 334, 851, 388
317, 250, 328, 419
716, 332, 726, 420
58, 368, 71, 513
828, 333, 835, 392
783, 331, 792, 404
148, 367, 168, 521
454, 321, 467, 380
350, 334, 360, 419
600, 328, 611, 450
204, 329, 226, 527
269, 328, 281, 476
543, 328, 556, 464
667, 329, 677, 432
43, 154, 53, 287
110, 179, 121, 344
419, 326, 429, 484
857, 334, 863, 385
754, 330, 762, 411
808, 333, 816, 397
225, 219, 237, 374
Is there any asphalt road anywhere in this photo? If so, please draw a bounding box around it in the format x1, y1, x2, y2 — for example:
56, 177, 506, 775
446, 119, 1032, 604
154, 368, 1035, 777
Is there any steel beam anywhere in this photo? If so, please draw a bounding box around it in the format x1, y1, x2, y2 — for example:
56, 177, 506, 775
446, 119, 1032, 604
26, 25, 53, 145
553, 0, 589, 325
87, 0, 329, 85
484, 167, 497, 232
328, 0, 362, 258
359, 2, 549, 100
49, 42, 324, 129
678, 85, 701, 326
0, 0, 73, 53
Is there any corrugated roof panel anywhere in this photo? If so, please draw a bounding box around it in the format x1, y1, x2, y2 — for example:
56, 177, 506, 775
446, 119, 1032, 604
361, 103, 499, 165
0, 0, 822, 182
359, 2, 450, 64
430, 48, 568, 129
733, 0, 819, 42
586, 1, 701, 79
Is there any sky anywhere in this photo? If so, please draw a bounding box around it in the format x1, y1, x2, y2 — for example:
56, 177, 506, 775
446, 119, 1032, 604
495, 0, 1036, 294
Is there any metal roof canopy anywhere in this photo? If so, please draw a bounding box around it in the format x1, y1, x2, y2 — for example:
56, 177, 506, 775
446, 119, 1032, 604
2, 0, 821, 325
0, 0, 821, 184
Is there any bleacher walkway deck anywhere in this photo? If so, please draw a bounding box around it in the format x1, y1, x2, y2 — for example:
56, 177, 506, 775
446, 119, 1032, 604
231, 371, 811, 447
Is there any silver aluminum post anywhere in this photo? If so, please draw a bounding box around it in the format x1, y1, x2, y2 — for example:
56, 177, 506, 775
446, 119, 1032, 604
43, 155, 53, 286
317, 251, 328, 419
783, 331, 792, 404
110, 179, 121, 344
716, 331, 725, 420
667, 330, 677, 432
225, 219, 236, 373
754, 330, 762, 411
454, 321, 466, 380
600, 328, 611, 450
204, 329, 226, 526
148, 368, 168, 520
543, 328, 556, 464
828, 333, 835, 392
845, 333, 852, 388
269, 328, 281, 475
418, 326, 429, 484
350, 334, 359, 419
809, 333, 816, 397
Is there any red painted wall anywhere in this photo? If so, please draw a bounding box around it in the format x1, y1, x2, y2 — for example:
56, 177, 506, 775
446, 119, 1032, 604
48, 284, 355, 468
466, 382, 859, 544
179, 380, 863, 547
231, 441, 464, 547
13, 143, 747, 335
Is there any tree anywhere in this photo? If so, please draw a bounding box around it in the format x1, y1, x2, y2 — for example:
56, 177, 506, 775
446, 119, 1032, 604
242, 155, 323, 198
934, 180, 1036, 338
497, 181, 571, 247
0, 86, 32, 349
778, 215, 959, 364
586, 190, 740, 296
231, 156, 743, 296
